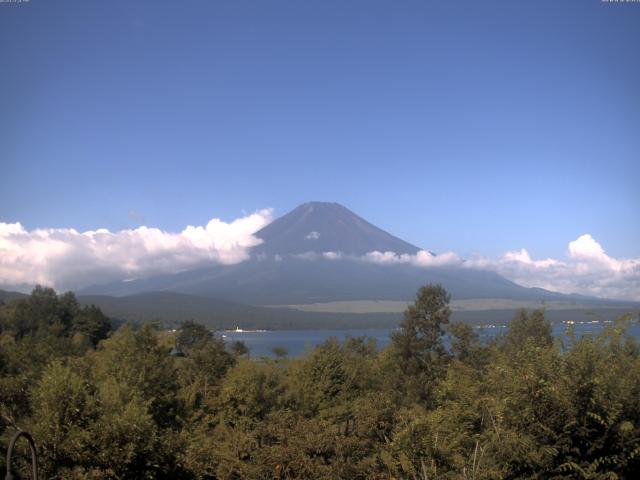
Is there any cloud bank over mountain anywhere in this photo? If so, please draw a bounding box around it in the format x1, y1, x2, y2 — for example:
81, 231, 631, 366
0, 210, 272, 291
302, 235, 640, 300
479, 234, 640, 301
1, 211, 638, 300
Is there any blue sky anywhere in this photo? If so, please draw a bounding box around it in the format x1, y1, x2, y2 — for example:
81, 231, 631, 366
1, 0, 639, 261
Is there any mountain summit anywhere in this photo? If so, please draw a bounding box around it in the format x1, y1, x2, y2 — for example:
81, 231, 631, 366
80, 201, 595, 306
255, 202, 420, 256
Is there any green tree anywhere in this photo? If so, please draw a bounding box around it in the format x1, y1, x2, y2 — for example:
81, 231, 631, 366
0, 287, 111, 349
71, 304, 111, 346
217, 359, 286, 428
504, 308, 552, 351
2, 286, 70, 339
27, 360, 94, 477
178, 334, 235, 411
390, 284, 451, 403
293, 338, 353, 418
272, 345, 288, 359
90, 323, 180, 428
448, 321, 479, 364
230, 340, 250, 357
177, 320, 212, 351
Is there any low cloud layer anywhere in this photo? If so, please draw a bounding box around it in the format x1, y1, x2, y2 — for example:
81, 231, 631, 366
1, 213, 637, 301
480, 234, 640, 301
0, 210, 272, 291
358, 234, 640, 301
305, 231, 320, 240
361, 249, 461, 268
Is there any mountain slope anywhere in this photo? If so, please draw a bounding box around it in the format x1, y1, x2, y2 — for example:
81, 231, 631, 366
80, 202, 615, 308
0, 289, 28, 304
254, 202, 420, 255
80, 255, 590, 305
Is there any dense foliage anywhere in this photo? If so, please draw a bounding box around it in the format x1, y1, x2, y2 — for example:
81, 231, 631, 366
1, 286, 639, 479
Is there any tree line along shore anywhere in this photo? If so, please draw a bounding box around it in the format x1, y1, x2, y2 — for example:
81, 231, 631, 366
1, 285, 639, 479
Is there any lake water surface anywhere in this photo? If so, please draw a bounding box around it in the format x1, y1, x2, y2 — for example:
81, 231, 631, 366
219, 321, 640, 358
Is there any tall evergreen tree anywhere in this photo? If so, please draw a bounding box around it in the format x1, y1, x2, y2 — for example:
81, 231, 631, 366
391, 284, 451, 403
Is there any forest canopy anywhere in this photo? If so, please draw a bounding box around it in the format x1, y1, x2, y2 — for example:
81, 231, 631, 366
1, 285, 639, 479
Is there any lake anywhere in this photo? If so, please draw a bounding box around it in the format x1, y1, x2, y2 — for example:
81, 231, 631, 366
219, 320, 640, 358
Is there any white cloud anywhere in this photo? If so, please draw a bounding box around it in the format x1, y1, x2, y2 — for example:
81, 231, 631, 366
291, 251, 319, 261
361, 249, 462, 268
2, 218, 637, 301
305, 231, 320, 240
286, 249, 461, 268
0, 209, 272, 291
361, 251, 405, 265
465, 234, 640, 301
357, 235, 640, 301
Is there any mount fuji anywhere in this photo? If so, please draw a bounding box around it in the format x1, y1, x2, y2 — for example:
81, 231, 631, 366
80, 202, 593, 305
